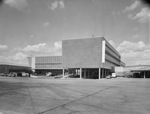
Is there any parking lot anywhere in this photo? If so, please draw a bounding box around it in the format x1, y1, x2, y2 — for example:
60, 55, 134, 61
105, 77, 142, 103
0, 77, 150, 114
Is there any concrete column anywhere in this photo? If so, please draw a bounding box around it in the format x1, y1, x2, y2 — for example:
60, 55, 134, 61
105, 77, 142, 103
99, 68, 101, 79
63, 68, 65, 78
101, 69, 103, 78
144, 71, 145, 78
80, 68, 82, 79
76, 69, 78, 75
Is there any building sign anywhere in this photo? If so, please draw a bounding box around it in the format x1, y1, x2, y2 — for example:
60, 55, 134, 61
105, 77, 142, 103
102, 40, 105, 63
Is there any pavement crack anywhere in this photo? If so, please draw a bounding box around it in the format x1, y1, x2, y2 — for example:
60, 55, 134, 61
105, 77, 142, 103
38, 86, 113, 114
27, 84, 37, 114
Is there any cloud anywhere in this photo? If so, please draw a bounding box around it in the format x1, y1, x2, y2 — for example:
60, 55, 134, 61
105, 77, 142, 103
0, 56, 10, 63
0, 52, 29, 65
0, 44, 8, 50
23, 43, 49, 52
43, 22, 50, 27
133, 34, 140, 39
30, 34, 34, 38
59, 0, 64, 9
12, 52, 28, 65
117, 41, 145, 52
123, 0, 150, 23
54, 41, 62, 49
132, 7, 150, 22
124, 0, 140, 12
49, 0, 65, 10
49, 1, 58, 10
23, 41, 62, 56
117, 41, 150, 65
4, 0, 28, 9
127, 14, 134, 19
0, 41, 62, 65
13, 52, 27, 60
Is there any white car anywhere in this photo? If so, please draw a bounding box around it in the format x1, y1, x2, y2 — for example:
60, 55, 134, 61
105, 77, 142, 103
111, 73, 117, 78
46, 72, 52, 77
22, 72, 28, 77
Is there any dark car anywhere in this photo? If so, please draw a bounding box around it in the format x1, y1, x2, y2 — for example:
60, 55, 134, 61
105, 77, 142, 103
69, 74, 80, 78
0, 73, 5, 76
54, 75, 63, 79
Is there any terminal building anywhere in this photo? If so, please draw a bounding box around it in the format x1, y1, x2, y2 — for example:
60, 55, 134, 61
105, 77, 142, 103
0, 62, 31, 74
115, 65, 150, 78
28, 56, 63, 76
28, 37, 125, 79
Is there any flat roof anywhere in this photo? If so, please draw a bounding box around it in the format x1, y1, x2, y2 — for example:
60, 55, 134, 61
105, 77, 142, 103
0, 62, 30, 67
62, 36, 102, 41
124, 65, 150, 68
131, 69, 150, 72
29, 56, 62, 58
124, 65, 150, 72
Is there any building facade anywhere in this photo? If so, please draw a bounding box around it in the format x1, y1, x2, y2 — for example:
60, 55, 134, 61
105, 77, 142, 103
28, 37, 124, 79
62, 37, 122, 79
115, 65, 150, 78
28, 56, 63, 75
0, 62, 31, 74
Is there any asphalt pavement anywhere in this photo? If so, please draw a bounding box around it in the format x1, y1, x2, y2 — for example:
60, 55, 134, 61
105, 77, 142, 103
0, 77, 150, 114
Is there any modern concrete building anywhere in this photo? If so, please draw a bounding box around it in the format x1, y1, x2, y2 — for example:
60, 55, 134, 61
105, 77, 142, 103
28, 56, 63, 75
28, 37, 124, 79
115, 65, 150, 78
0, 62, 31, 74
62, 37, 122, 79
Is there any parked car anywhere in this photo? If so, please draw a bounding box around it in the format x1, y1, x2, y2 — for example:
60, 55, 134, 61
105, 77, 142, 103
54, 75, 63, 79
5, 72, 17, 77
0, 73, 5, 76
106, 75, 111, 79
11, 72, 17, 77
46, 72, 52, 77
111, 73, 117, 78
22, 72, 29, 77
69, 74, 80, 78
64, 74, 73, 78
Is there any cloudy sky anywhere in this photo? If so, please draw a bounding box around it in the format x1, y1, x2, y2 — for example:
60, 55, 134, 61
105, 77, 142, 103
0, 0, 149, 66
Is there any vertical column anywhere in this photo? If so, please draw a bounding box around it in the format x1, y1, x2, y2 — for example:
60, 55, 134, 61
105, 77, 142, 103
99, 68, 101, 79
103, 69, 105, 78
31, 57, 35, 74
76, 69, 78, 75
80, 68, 82, 79
63, 68, 65, 78
101, 69, 102, 78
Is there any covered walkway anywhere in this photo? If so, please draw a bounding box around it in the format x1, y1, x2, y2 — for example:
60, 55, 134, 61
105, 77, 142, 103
64, 68, 111, 79
131, 70, 150, 78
